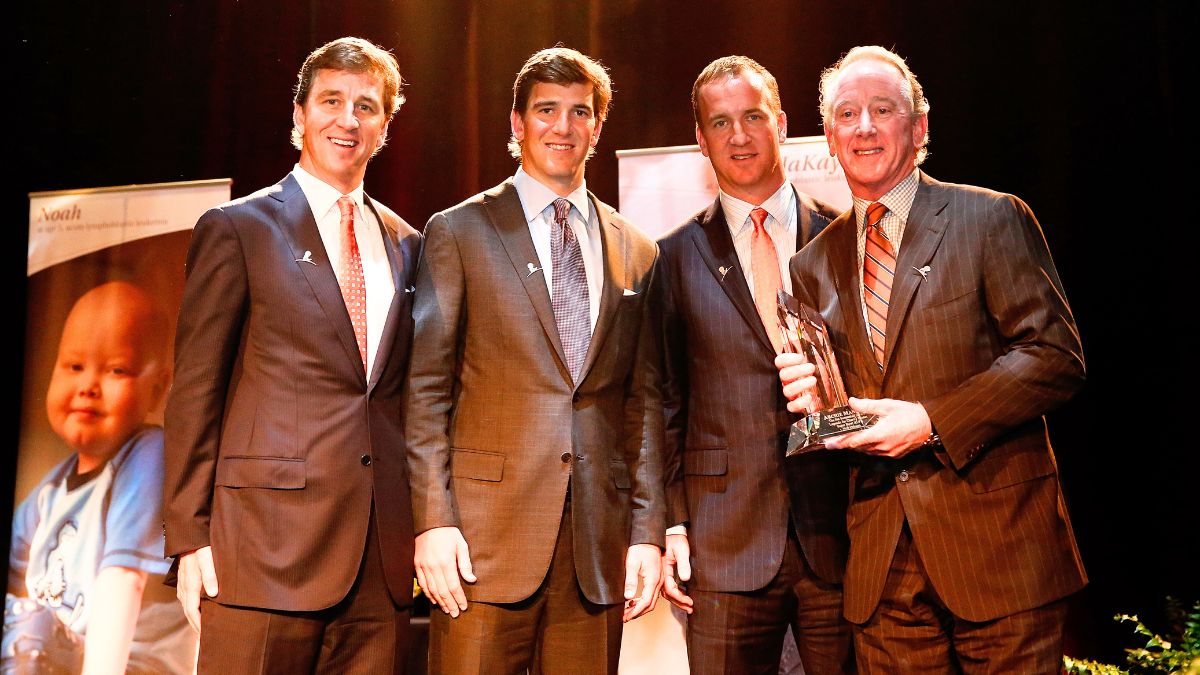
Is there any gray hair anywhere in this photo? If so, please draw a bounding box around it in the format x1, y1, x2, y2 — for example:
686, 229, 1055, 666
818, 46, 930, 164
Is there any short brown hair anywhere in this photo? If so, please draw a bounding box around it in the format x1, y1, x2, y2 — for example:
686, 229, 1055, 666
291, 37, 404, 150
508, 47, 612, 159
692, 55, 782, 125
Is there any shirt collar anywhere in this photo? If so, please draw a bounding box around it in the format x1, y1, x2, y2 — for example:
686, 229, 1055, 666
513, 166, 590, 223
852, 168, 920, 227
292, 164, 366, 219
720, 181, 795, 237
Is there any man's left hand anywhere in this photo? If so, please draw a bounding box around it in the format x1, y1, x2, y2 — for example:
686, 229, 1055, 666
824, 397, 932, 458
622, 543, 663, 622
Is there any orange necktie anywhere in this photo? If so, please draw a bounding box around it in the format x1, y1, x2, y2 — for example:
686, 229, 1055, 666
336, 196, 368, 372
750, 207, 784, 353
862, 202, 893, 369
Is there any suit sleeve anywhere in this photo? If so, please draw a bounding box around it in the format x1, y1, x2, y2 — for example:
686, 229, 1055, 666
921, 195, 1085, 469
657, 243, 690, 528
622, 250, 668, 548
404, 212, 465, 533
162, 206, 250, 558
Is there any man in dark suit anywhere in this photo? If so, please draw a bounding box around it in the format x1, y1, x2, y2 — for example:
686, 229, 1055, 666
778, 46, 1087, 673
657, 55, 852, 674
162, 37, 421, 674
404, 47, 664, 675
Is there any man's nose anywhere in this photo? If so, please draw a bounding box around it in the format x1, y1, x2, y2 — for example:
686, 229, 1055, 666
338, 104, 360, 129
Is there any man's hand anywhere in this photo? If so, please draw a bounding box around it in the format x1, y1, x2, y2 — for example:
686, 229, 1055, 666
622, 543, 663, 622
825, 397, 932, 458
776, 353, 817, 414
660, 533, 693, 613
177, 546, 218, 634
414, 527, 476, 618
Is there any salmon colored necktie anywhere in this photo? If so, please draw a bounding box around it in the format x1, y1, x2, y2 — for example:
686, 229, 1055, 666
749, 207, 784, 353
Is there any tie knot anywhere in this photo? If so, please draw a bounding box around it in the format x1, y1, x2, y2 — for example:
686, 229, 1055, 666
552, 198, 572, 226
337, 196, 355, 225
865, 202, 887, 228
750, 207, 769, 232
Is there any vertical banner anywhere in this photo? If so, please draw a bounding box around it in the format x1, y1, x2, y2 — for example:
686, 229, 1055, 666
8, 179, 229, 674
615, 138, 848, 675
617, 135, 852, 237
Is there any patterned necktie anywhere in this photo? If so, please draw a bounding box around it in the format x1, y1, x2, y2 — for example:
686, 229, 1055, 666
336, 196, 368, 372
749, 207, 784, 353
862, 202, 894, 370
550, 198, 591, 381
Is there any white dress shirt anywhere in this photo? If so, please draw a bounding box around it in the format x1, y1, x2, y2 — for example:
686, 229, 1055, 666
292, 164, 395, 379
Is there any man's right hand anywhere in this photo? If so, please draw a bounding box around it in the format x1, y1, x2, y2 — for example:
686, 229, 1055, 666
176, 546, 218, 634
776, 353, 817, 414
661, 533, 693, 613
414, 527, 476, 618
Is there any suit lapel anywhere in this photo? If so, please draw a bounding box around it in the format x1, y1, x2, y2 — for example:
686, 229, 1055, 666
823, 210, 883, 391
575, 193, 625, 388
792, 184, 824, 248
363, 194, 406, 392
271, 175, 366, 385
882, 174, 950, 372
483, 180, 570, 373
690, 199, 776, 356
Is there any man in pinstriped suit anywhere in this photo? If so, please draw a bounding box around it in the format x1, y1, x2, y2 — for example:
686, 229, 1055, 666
658, 56, 853, 674
778, 46, 1087, 673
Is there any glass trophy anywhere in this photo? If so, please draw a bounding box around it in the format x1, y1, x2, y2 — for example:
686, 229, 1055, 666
777, 290, 877, 456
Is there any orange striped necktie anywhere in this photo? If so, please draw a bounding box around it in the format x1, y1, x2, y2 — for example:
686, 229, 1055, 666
862, 202, 893, 370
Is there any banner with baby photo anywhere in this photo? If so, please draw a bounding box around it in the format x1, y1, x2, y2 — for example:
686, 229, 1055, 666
10, 179, 228, 674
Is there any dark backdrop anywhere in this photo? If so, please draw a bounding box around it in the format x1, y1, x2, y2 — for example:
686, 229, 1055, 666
11, 0, 1189, 664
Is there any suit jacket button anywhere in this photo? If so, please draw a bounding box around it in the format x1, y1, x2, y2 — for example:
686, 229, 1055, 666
560, 451, 572, 463
897, 469, 910, 483
361, 454, 372, 466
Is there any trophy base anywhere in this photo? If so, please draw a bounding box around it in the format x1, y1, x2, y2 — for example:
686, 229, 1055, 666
786, 405, 878, 457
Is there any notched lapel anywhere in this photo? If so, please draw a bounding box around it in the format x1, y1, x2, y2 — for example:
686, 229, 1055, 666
822, 213, 878, 389
882, 179, 951, 371
576, 196, 625, 386
275, 176, 367, 383
691, 201, 776, 356
364, 195, 405, 391
484, 182, 570, 372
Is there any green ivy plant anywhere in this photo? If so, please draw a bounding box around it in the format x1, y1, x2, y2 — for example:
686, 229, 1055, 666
1064, 599, 1200, 675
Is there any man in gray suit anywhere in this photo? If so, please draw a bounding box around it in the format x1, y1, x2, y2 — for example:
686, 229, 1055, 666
405, 47, 664, 675
778, 46, 1087, 673
657, 56, 852, 674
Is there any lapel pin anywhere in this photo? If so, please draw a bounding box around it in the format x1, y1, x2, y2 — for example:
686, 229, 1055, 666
526, 262, 543, 278
913, 265, 931, 280
296, 250, 316, 265
718, 265, 731, 281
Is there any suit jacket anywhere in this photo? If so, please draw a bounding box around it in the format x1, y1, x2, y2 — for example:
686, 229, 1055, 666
405, 178, 666, 606
790, 172, 1087, 623
660, 187, 849, 592
163, 174, 422, 612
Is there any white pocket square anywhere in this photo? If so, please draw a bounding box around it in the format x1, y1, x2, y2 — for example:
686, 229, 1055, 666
404, 286, 416, 293
623, 288, 638, 296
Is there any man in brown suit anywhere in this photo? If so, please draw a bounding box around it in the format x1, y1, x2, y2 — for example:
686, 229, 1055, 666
163, 38, 420, 673
777, 46, 1087, 673
657, 56, 852, 674
405, 47, 665, 675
